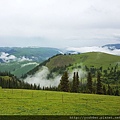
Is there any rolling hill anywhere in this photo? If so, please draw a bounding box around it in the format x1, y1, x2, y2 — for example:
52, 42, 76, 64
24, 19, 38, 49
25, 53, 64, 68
25, 52, 120, 75
46, 52, 120, 70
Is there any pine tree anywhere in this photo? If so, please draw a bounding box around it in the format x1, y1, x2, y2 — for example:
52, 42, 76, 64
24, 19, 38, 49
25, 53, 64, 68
115, 89, 119, 96
96, 71, 102, 94
76, 72, 79, 93
72, 72, 76, 92
102, 85, 106, 95
87, 72, 92, 93
72, 72, 79, 93
59, 71, 69, 92
107, 84, 112, 95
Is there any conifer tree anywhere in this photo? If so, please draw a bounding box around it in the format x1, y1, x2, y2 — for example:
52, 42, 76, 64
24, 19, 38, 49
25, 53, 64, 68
59, 71, 69, 92
107, 84, 112, 95
102, 85, 106, 95
96, 71, 102, 94
115, 89, 119, 96
72, 72, 79, 93
72, 72, 76, 92
87, 72, 92, 93
76, 72, 79, 93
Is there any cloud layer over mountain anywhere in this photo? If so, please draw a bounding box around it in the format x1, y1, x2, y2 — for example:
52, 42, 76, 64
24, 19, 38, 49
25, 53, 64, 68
66, 46, 120, 56
0, 52, 32, 63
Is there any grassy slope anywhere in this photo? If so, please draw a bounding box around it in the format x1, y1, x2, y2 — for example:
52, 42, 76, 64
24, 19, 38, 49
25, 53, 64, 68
0, 89, 120, 115
46, 52, 120, 70
12, 64, 38, 78
0, 61, 38, 78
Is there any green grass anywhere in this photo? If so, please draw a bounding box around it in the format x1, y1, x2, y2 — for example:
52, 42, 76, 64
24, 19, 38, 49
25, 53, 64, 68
0, 89, 120, 115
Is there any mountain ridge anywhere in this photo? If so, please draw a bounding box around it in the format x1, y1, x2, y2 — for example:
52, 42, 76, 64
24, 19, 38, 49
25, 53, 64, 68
102, 43, 120, 50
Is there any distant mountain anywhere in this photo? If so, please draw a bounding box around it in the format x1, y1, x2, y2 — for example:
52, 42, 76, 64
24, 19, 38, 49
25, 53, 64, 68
0, 47, 61, 63
0, 47, 62, 78
102, 44, 120, 50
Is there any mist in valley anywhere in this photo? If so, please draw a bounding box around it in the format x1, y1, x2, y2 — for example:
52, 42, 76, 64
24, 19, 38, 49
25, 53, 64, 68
24, 66, 87, 88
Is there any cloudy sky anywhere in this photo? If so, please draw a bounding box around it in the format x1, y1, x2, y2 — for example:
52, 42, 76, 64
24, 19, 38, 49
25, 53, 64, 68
0, 0, 120, 48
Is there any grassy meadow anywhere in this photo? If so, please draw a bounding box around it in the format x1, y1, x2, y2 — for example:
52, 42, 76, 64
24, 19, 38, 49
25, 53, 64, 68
0, 88, 120, 115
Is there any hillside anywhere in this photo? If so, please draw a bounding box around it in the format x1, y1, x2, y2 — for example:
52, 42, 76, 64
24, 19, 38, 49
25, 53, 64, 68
23, 52, 120, 90
0, 61, 39, 78
46, 52, 120, 70
25, 52, 120, 75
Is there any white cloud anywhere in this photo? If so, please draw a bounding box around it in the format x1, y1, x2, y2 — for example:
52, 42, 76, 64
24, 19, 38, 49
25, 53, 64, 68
18, 56, 32, 62
21, 62, 39, 68
0, 52, 33, 62
66, 46, 120, 56
0, 52, 16, 62
24, 66, 88, 87
24, 66, 62, 87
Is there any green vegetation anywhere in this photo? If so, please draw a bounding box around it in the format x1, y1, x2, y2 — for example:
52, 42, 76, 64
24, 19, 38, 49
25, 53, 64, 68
59, 71, 70, 92
23, 52, 120, 90
25, 52, 120, 79
0, 52, 120, 116
20, 52, 120, 96
0, 47, 60, 62
0, 89, 120, 115
0, 61, 38, 78
12, 47, 59, 59
0, 47, 60, 78
72, 72, 79, 93
46, 52, 120, 70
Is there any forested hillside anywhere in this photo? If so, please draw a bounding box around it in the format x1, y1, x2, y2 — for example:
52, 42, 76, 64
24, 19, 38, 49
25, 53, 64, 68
21, 52, 120, 96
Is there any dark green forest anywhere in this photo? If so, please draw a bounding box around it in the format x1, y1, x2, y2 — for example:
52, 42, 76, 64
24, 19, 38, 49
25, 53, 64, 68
0, 69, 119, 96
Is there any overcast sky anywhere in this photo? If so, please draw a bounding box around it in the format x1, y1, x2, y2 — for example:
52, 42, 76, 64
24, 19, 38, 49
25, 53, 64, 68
0, 0, 120, 48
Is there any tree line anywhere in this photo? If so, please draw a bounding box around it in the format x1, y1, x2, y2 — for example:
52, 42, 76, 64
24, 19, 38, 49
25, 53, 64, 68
0, 71, 119, 96
58, 71, 119, 96
0, 71, 58, 91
